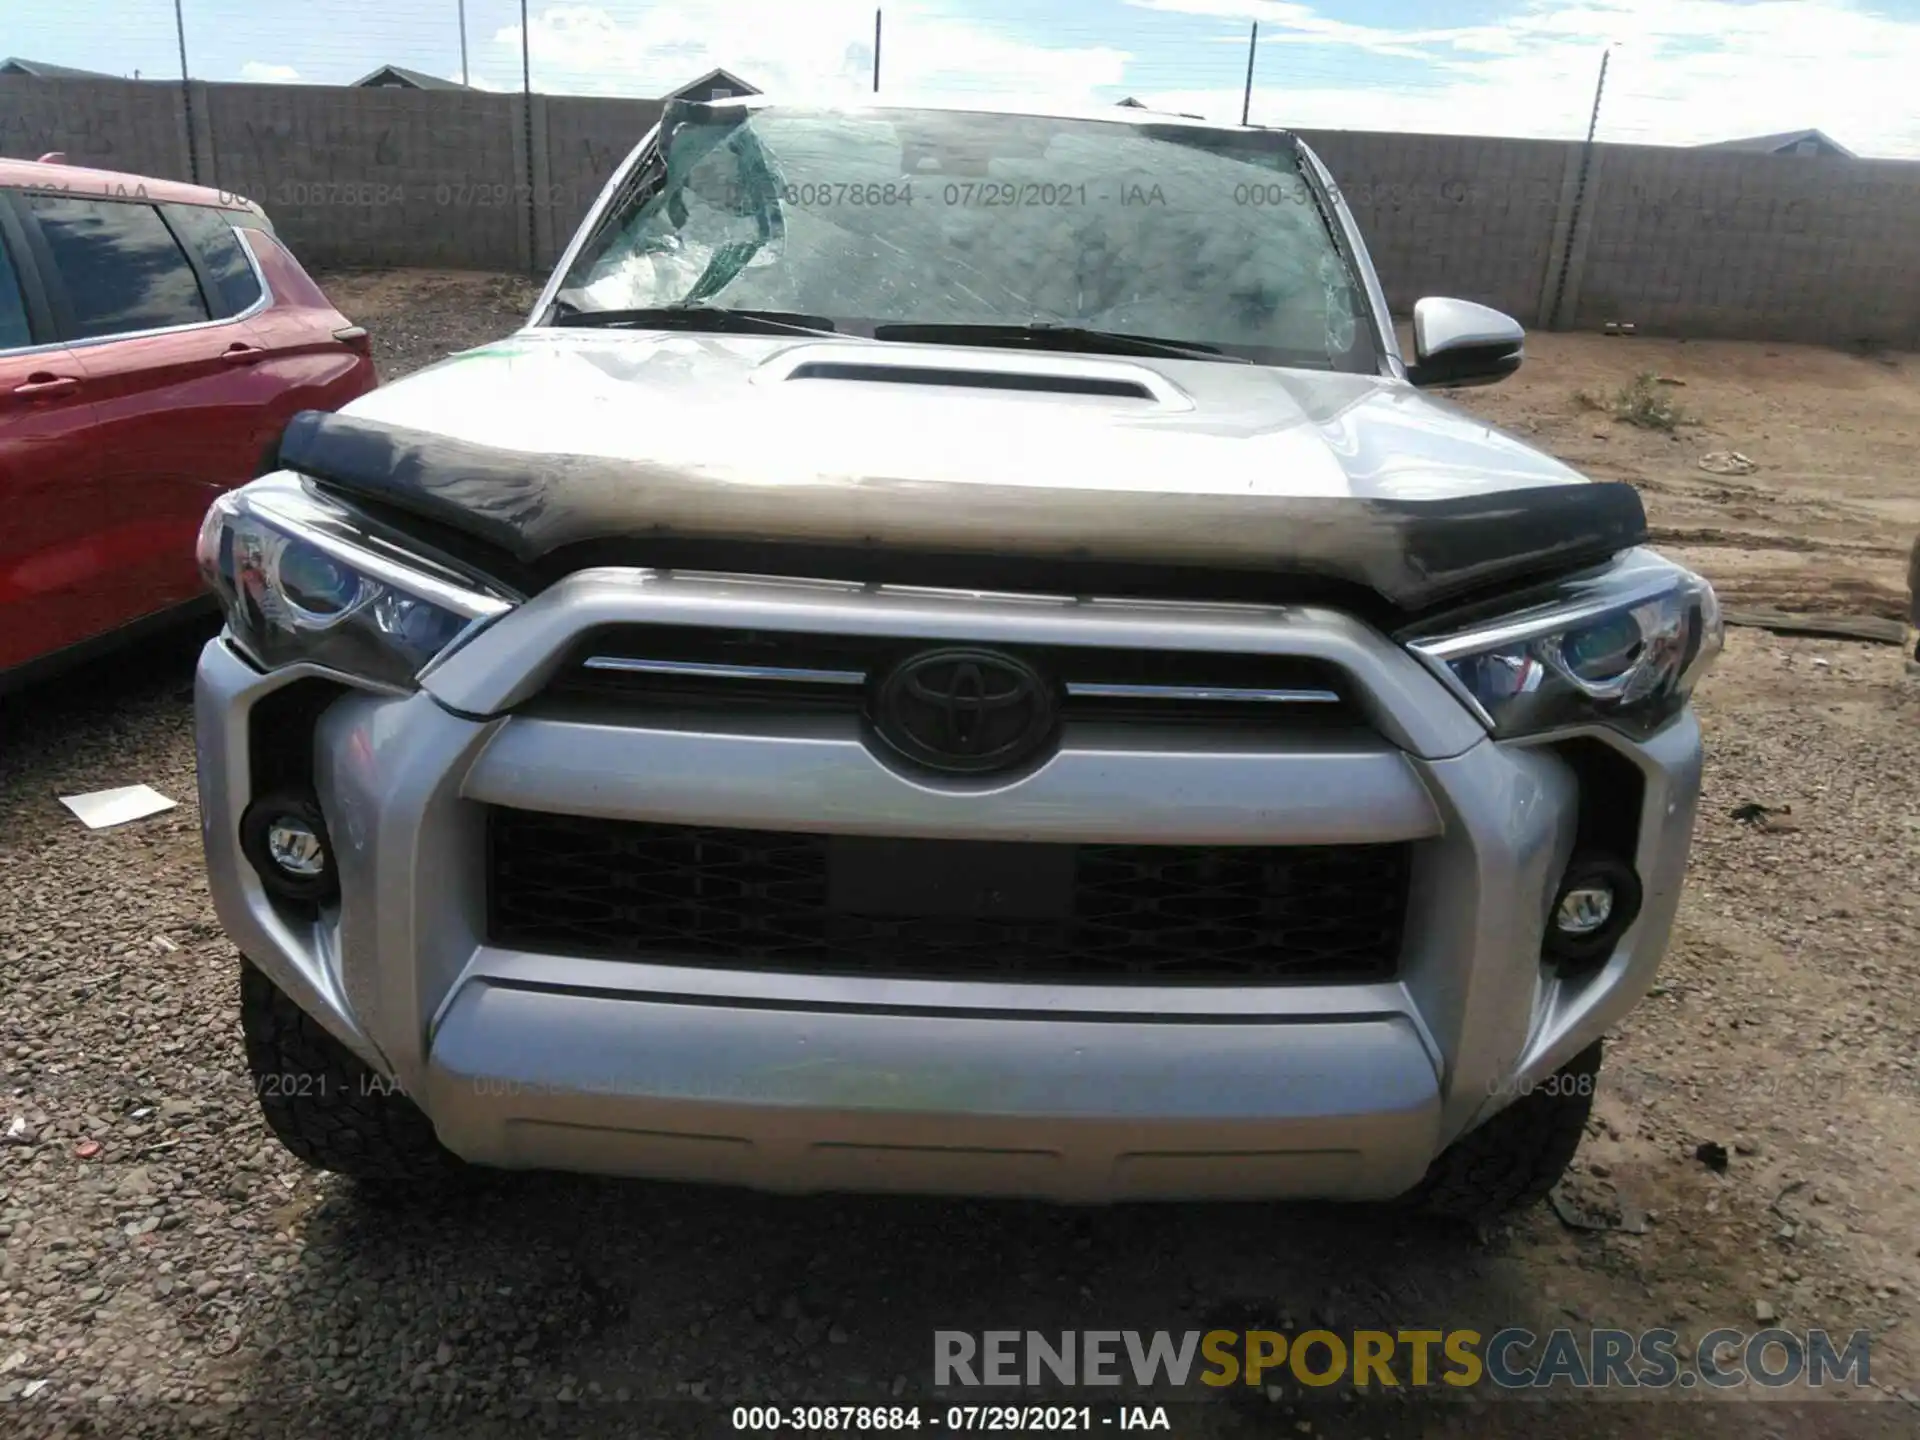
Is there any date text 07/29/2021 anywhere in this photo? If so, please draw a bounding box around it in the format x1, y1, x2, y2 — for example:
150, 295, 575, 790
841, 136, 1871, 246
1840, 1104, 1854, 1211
730, 1406, 1170, 1432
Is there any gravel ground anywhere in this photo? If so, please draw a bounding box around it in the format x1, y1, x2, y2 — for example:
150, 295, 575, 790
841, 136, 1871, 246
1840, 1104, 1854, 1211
319, 269, 544, 378
2, 273, 1916, 1440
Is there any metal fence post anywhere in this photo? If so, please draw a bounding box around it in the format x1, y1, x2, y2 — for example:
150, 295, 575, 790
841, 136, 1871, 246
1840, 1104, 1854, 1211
173, 0, 198, 183
1240, 22, 1258, 126
521, 0, 538, 276
1546, 48, 1610, 331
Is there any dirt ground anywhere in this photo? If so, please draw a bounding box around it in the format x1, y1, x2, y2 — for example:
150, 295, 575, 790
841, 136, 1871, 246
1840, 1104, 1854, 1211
0, 270, 1916, 1439
1452, 332, 1920, 626
315, 268, 544, 378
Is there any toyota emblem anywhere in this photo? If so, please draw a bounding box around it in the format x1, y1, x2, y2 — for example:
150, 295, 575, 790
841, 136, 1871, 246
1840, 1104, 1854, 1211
872, 648, 1057, 775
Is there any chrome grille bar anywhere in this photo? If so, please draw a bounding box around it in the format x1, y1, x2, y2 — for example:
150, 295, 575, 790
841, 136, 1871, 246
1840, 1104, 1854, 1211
1065, 682, 1342, 705
581, 657, 867, 685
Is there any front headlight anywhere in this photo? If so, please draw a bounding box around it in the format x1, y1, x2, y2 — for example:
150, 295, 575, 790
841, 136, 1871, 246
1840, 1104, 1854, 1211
196, 476, 514, 690
1405, 549, 1722, 738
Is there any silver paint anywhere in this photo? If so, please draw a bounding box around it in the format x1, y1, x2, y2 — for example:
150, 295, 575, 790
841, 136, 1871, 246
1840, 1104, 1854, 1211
190, 100, 1707, 1202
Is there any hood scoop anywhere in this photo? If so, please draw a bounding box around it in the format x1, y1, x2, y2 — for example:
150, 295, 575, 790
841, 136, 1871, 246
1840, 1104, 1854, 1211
757, 341, 1187, 408
786, 359, 1155, 400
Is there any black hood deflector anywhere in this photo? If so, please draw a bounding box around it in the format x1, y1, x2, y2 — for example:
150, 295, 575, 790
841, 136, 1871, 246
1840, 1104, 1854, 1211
278, 410, 1647, 616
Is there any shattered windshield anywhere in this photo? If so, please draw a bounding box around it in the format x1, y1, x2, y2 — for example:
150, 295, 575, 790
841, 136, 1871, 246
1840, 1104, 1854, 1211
554, 104, 1378, 371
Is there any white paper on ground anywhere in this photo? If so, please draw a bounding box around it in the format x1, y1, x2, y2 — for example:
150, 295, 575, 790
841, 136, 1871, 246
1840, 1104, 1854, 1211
59, 784, 178, 829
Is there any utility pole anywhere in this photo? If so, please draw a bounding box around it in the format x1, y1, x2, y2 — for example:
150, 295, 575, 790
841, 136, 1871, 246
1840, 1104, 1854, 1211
459, 0, 470, 86
519, 0, 531, 96
173, 0, 198, 183
873, 9, 882, 93
1584, 45, 1610, 144
1240, 20, 1258, 125
1548, 46, 1612, 331
520, 0, 536, 275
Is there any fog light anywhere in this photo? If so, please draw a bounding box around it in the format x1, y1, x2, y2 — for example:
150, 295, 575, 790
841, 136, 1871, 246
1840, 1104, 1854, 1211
266, 816, 327, 877
1544, 852, 1642, 968
1554, 883, 1615, 936
240, 792, 338, 902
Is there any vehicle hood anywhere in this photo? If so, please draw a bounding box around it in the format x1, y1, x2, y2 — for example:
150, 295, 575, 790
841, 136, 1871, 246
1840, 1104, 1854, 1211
340, 328, 1585, 503
285, 329, 1644, 613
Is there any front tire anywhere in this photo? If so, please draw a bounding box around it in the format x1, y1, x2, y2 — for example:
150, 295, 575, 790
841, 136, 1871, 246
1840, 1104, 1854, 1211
239, 957, 458, 1182
1405, 1039, 1601, 1222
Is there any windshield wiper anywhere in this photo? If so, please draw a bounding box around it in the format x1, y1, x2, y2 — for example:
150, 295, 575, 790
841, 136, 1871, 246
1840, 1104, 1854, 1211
869, 322, 1249, 365
549, 303, 838, 337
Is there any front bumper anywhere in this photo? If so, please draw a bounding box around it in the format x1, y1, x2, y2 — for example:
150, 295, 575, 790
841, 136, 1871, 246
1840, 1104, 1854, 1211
196, 571, 1703, 1202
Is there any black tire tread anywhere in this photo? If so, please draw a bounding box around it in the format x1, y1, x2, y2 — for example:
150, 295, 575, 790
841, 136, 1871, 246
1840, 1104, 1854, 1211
240, 957, 458, 1181
1408, 1039, 1602, 1222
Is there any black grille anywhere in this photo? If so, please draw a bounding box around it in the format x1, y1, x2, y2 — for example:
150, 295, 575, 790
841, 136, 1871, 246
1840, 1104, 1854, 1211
487, 809, 1409, 984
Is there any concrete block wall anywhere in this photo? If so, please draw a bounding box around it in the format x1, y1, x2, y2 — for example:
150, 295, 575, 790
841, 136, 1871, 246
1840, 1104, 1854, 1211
1571, 143, 1920, 348
200, 83, 532, 270
538, 97, 665, 267
4, 76, 1920, 347
1296, 128, 1574, 326
0, 77, 195, 185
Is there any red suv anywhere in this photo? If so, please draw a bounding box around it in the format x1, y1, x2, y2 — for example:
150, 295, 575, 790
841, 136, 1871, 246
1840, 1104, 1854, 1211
0, 157, 377, 688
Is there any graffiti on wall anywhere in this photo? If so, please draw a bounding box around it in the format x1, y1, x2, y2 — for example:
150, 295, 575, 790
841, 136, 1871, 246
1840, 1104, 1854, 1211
0, 110, 119, 161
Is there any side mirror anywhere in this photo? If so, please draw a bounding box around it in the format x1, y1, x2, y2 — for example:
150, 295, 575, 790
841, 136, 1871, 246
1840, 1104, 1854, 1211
1405, 298, 1524, 389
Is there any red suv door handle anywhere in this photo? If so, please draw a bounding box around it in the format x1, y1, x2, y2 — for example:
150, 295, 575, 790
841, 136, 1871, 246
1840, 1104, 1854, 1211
11, 374, 80, 400
221, 343, 266, 365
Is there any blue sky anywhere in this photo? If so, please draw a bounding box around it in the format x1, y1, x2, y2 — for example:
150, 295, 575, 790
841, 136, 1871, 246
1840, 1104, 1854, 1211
7, 0, 1920, 156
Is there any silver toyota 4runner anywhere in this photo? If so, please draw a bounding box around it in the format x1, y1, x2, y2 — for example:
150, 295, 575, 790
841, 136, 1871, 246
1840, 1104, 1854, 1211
195, 98, 1721, 1219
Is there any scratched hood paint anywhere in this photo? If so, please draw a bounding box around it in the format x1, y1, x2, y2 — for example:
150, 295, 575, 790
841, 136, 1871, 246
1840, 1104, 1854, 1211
340, 329, 1587, 503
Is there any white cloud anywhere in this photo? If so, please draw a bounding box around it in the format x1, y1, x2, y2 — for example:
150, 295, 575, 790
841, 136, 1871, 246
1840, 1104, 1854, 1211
494, 2, 1129, 105
472, 1, 1920, 157
239, 61, 301, 83
1129, 0, 1920, 156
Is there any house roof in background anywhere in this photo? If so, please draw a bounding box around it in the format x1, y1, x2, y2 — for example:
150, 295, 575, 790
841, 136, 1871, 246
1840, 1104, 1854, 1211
665, 67, 761, 100
1697, 128, 1855, 156
350, 64, 471, 90
0, 56, 115, 78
